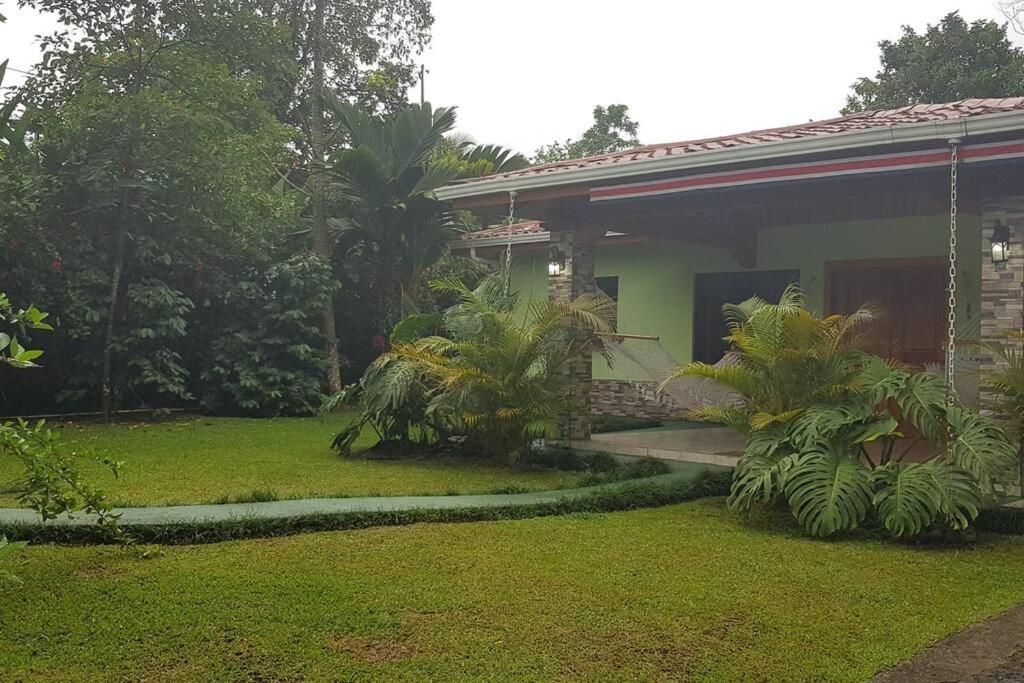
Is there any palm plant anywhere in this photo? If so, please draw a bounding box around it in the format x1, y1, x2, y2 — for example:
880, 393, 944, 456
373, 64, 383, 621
671, 284, 1015, 538
333, 276, 615, 460
982, 330, 1024, 485
325, 102, 529, 325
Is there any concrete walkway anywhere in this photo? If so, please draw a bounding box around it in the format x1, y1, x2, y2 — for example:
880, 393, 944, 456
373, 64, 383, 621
579, 425, 744, 467
0, 461, 722, 528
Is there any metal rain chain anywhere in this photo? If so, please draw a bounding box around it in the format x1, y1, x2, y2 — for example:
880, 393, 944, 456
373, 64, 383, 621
502, 190, 518, 298
946, 138, 960, 405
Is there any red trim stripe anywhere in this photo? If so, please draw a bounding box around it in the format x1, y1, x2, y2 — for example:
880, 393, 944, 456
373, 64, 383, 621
590, 139, 1024, 202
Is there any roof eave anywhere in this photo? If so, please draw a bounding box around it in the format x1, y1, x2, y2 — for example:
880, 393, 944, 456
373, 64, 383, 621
453, 232, 550, 250
437, 110, 1024, 201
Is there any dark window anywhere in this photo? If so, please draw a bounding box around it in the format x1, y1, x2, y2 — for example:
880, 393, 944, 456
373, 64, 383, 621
596, 276, 619, 330
693, 270, 799, 363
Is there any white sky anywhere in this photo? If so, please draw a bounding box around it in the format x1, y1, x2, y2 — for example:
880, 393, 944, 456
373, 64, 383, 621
3, 0, 1021, 156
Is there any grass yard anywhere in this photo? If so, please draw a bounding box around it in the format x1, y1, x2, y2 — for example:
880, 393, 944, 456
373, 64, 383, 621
0, 416, 585, 507
4, 499, 1024, 681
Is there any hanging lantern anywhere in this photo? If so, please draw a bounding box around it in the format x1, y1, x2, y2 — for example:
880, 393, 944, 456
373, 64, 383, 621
991, 220, 1010, 263
548, 244, 566, 276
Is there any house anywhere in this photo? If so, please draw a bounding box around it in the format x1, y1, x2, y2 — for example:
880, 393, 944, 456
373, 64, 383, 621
440, 99, 1024, 447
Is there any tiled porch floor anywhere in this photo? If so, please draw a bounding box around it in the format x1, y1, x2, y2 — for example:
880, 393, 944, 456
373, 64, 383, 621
574, 425, 744, 468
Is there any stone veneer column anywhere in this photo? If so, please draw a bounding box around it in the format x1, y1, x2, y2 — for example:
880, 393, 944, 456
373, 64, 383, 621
548, 229, 596, 442
980, 197, 1024, 399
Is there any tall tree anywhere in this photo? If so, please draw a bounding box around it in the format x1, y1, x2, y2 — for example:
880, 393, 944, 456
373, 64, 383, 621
308, 0, 341, 392
844, 12, 1024, 114
243, 0, 433, 390
534, 104, 641, 163
11, 0, 299, 415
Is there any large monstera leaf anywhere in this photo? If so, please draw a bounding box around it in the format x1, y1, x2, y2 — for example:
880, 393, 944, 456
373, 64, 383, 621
871, 462, 943, 537
895, 372, 947, 440
945, 406, 1016, 491
729, 450, 798, 510
784, 444, 873, 536
925, 457, 983, 530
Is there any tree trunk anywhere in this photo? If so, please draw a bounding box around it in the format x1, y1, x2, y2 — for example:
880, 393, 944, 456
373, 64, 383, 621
100, 227, 126, 420
310, 0, 342, 394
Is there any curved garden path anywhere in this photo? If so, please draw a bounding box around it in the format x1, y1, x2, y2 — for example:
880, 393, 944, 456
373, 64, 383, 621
0, 461, 721, 528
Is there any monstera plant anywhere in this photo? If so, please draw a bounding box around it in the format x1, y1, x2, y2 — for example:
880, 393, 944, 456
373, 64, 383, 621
671, 284, 1015, 538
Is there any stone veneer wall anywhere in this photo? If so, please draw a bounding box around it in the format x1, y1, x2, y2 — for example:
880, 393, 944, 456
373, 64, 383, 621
548, 229, 597, 440
590, 379, 682, 419
980, 196, 1024, 406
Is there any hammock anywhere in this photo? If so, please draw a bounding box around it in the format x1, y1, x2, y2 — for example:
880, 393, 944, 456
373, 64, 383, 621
596, 332, 739, 414
923, 311, 982, 406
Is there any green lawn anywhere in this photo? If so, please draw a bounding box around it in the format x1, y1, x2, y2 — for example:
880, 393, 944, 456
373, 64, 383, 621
0, 416, 584, 507
3, 500, 1024, 681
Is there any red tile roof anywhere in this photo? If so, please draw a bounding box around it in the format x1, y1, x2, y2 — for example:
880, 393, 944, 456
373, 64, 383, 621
455, 98, 1024, 185
460, 221, 546, 240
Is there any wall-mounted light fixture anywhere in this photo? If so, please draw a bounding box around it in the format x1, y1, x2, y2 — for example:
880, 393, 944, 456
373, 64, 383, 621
991, 220, 1010, 263
548, 244, 566, 276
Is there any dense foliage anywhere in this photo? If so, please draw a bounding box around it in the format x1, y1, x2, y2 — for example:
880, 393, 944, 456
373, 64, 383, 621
331, 276, 615, 459
672, 285, 1016, 538
200, 255, 337, 416
844, 11, 1024, 113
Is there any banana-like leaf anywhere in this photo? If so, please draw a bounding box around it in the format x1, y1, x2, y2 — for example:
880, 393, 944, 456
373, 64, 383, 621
871, 462, 942, 537
847, 414, 900, 444
784, 445, 873, 536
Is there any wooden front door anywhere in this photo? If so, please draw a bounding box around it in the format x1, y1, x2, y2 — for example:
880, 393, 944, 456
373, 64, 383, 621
826, 258, 947, 365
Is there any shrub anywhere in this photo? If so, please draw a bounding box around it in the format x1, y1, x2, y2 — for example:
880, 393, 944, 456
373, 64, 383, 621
0, 294, 124, 575
591, 414, 663, 433
328, 275, 615, 460
201, 254, 336, 416
672, 284, 1016, 538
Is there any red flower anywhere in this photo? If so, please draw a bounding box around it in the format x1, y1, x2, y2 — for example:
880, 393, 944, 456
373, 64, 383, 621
50, 259, 62, 271
120, 158, 133, 170
8, 238, 24, 250
371, 335, 387, 351
194, 262, 204, 273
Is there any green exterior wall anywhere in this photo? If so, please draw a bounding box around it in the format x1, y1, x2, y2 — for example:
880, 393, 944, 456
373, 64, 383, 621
508, 215, 982, 381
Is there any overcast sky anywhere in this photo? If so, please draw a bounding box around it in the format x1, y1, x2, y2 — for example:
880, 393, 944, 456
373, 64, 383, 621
2, 0, 1021, 156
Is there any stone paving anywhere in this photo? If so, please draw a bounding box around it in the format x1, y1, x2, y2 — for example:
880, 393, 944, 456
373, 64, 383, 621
874, 604, 1024, 682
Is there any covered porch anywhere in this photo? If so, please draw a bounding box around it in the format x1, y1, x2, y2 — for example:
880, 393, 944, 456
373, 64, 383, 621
443, 101, 1024, 461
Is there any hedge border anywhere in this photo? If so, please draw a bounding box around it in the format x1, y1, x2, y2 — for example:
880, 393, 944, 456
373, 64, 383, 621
0, 470, 734, 546
976, 505, 1024, 535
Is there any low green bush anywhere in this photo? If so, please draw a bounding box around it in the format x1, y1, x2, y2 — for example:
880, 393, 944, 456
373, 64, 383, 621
976, 505, 1024, 535
0, 470, 733, 545
578, 458, 670, 487
591, 414, 664, 433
